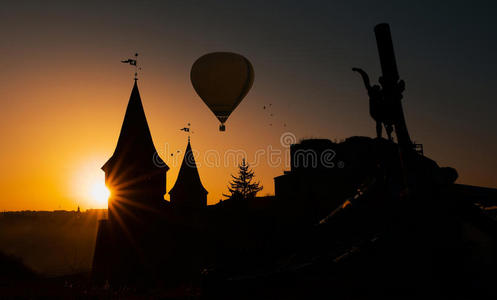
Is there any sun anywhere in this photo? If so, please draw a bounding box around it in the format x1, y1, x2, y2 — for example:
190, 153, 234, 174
72, 158, 111, 209
90, 181, 110, 207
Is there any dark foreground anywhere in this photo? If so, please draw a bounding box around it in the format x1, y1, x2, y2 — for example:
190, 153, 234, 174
2, 139, 497, 299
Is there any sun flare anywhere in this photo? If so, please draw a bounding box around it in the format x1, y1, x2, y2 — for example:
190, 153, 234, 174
90, 181, 110, 207
72, 158, 110, 209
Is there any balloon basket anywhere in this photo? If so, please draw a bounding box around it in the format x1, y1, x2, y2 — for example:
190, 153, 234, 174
219, 124, 226, 131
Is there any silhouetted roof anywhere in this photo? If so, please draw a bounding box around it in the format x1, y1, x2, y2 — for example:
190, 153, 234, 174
169, 139, 207, 196
102, 81, 168, 172
297, 138, 335, 148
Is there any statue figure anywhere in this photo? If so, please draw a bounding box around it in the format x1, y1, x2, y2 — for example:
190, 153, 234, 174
352, 68, 393, 140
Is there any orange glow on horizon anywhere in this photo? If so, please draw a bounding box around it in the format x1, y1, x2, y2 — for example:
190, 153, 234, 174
0, 51, 495, 211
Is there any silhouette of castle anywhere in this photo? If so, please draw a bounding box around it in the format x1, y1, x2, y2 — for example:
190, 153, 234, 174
92, 81, 208, 283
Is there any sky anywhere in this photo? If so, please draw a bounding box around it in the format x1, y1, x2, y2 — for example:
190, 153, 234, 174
0, 0, 496, 210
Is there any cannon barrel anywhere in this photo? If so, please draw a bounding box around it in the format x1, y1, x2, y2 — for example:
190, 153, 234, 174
374, 23, 412, 148
374, 23, 399, 83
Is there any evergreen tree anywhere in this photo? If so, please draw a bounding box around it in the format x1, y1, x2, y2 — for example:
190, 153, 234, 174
224, 158, 263, 200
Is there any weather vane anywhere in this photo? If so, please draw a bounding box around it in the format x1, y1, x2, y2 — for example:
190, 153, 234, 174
121, 53, 141, 80
180, 123, 194, 141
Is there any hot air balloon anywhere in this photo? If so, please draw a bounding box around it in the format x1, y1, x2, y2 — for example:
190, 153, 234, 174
191, 52, 254, 131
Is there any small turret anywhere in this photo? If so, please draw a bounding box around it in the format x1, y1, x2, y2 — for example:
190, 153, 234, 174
169, 138, 208, 209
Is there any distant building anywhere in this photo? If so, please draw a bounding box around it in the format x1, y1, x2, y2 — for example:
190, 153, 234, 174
289, 139, 337, 172
169, 138, 208, 209
274, 139, 343, 223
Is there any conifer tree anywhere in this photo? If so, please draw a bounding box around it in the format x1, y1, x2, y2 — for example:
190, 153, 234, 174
224, 158, 263, 200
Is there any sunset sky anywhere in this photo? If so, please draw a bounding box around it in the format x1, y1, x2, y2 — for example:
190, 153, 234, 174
1, 0, 496, 210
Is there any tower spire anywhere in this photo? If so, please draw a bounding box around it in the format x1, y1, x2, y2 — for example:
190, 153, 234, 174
169, 137, 208, 208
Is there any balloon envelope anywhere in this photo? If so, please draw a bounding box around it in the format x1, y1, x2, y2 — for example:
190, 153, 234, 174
191, 52, 254, 128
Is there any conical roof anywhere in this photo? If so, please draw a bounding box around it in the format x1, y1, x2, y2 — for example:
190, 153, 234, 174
102, 81, 168, 172
169, 139, 207, 195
